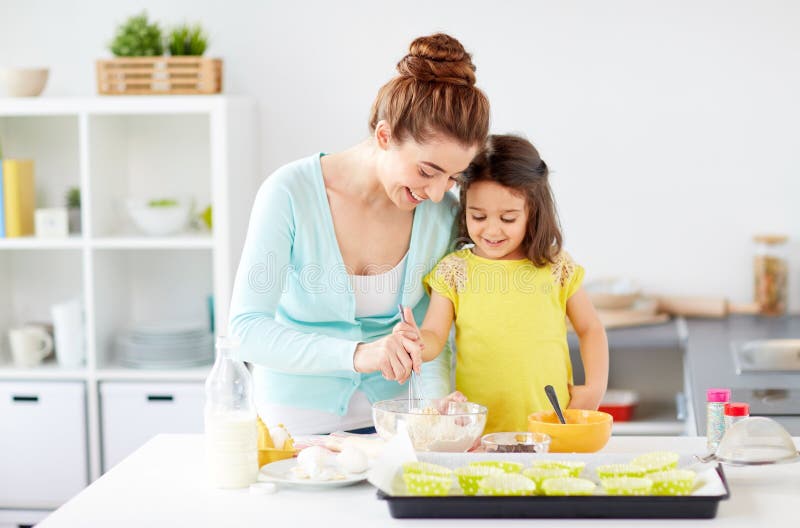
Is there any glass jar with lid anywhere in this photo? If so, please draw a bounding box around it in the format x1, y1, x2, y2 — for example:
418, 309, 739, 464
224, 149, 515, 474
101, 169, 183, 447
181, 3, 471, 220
753, 234, 788, 316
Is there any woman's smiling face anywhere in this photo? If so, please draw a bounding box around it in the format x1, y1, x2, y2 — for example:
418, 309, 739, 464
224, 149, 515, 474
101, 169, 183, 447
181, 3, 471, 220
466, 180, 529, 260
376, 123, 478, 211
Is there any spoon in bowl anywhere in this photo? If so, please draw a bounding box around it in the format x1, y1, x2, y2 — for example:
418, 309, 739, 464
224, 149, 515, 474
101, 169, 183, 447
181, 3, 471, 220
545, 385, 567, 424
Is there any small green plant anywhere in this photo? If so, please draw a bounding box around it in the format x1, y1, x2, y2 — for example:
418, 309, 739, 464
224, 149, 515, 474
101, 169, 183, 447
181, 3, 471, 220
168, 24, 208, 56
148, 198, 179, 207
110, 12, 164, 57
66, 187, 81, 208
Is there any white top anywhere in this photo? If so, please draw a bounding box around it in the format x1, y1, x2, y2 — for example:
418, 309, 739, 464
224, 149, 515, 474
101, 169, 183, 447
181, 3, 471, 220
349, 251, 408, 318
37, 435, 800, 527
254, 253, 408, 434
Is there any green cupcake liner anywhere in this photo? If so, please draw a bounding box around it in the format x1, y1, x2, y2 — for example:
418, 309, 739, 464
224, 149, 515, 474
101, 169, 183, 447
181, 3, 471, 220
455, 466, 505, 496
530, 460, 586, 477
521, 467, 571, 493
478, 473, 537, 496
601, 477, 654, 496
402, 461, 453, 477
402, 472, 454, 496
630, 451, 680, 473
469, 460, 524, 474
596, 463, 647, 479
648, 470, 696, 496
541, 477, 596, 496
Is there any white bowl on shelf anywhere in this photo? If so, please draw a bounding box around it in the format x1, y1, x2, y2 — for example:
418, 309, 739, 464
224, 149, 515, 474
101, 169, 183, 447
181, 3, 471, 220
126, 198, 191, 236
0, 68, 49, 97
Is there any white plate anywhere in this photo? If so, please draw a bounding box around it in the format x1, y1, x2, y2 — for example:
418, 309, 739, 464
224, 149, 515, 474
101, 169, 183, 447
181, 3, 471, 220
258, 458, 368, 489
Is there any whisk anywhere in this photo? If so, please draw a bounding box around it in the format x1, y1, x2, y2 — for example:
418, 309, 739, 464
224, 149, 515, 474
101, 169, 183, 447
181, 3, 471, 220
397, 304, 427, 410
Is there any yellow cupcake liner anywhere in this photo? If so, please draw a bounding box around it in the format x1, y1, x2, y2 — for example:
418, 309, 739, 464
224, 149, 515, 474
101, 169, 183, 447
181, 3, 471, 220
530, 460, 586, 477
478, 473, 537, 496
541, 477, 596, 496
469, 460, 524, 474
648, 470, 696, 496
601, 477, 654, 496
455, 466, 505, 496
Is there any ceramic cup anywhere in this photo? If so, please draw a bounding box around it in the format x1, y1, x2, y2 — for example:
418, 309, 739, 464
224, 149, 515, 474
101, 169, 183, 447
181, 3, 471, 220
9, 326, 53, 367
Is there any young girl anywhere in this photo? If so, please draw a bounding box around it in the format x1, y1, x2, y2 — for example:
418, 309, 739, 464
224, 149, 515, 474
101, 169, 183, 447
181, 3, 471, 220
398, 134, 609, 433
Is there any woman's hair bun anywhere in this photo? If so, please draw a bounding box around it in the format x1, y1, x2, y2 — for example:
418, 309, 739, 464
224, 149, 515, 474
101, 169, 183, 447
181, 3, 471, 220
396, 33, 476, 86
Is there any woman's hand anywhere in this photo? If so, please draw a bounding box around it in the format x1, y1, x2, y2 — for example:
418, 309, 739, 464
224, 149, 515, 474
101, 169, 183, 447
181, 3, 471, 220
353, 332, 422, 383
392, 306, 424, 373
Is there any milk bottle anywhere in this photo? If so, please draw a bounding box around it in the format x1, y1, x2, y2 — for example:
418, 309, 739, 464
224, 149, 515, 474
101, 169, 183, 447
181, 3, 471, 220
204, 336, 258, 488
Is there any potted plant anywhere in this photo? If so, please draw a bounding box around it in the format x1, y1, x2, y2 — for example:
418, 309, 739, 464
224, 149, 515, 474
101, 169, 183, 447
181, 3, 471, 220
96, 12, 222, 95
66, 186, 81, 234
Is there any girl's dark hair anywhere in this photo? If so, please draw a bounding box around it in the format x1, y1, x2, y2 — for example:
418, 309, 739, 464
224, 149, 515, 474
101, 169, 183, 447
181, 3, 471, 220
369, 33, 490, 147
457, 134, 563, 266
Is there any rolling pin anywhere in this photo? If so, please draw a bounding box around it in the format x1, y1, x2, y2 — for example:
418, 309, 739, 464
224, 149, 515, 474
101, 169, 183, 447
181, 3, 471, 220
656, 296, 759, 318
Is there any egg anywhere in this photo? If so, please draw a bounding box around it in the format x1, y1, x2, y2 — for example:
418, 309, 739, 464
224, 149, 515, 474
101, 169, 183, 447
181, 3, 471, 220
336, 446, 369, 474
296, 446, 332, 479
269, 425, 290, 450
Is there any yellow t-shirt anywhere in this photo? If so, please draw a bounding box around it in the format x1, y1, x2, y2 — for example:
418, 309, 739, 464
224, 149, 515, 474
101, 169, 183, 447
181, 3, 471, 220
423, 248, 585, 433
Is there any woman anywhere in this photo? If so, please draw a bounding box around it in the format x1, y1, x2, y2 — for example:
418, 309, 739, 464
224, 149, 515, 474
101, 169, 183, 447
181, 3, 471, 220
229, 33, 490, 434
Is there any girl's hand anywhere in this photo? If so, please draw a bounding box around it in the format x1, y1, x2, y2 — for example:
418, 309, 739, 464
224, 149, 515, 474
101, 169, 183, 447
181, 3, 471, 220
566, 384, 603, 410
392, 306, 424, 374
353, 333, 422, 383
437, 390, 468, 414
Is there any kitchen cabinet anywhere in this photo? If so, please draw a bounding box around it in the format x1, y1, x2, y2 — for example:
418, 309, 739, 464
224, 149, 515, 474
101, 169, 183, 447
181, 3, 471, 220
0, 381, 88, 508
100, 382, 204, 471
0, 96, 258, 520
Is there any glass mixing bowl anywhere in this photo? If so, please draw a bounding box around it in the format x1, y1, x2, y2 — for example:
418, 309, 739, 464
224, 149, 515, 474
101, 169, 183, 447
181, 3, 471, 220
372, 399, 487, 452
698, 416, 800, 465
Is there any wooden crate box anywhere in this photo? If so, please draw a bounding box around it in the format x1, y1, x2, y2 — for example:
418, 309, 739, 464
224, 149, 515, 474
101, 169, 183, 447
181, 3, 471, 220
96, 57, 222, 95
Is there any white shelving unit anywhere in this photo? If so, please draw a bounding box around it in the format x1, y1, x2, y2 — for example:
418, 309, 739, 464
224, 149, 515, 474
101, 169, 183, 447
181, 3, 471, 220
0, 96, 259, 511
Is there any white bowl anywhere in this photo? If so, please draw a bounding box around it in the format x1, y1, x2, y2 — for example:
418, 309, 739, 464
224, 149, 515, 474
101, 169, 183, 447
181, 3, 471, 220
0, 68, 49, 97
126, 199, 190, 236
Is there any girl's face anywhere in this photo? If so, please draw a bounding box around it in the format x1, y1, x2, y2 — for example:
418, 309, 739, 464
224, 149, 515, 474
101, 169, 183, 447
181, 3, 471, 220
376, 125, 478, 211
466, 180, 528, 260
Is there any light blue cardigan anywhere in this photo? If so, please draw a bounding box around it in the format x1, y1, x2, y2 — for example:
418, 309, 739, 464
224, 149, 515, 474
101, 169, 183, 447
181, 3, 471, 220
229, 153, 457, 415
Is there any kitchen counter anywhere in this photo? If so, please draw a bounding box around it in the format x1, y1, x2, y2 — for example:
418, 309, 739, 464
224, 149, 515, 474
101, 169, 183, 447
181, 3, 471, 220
686, 315, 800, 435
39, 434, 800, 527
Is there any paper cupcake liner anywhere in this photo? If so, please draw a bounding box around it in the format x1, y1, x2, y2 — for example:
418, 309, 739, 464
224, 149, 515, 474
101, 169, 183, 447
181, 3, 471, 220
530, 460, 586, 477
478, 473, 537, 496
596, 463, 647, 479
630, 451, 680, 473
648, 470, 696, 496
402, 461, 453, 477
601, 477, 654, 496
521, 467, 571, 493
455, 465, 505, 496
402, 472, 454, 496
541, 477, 596, 496
469, 460, 523, 473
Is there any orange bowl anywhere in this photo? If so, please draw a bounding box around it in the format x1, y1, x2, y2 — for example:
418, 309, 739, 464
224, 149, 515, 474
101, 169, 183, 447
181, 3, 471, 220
527, 409, 613, 453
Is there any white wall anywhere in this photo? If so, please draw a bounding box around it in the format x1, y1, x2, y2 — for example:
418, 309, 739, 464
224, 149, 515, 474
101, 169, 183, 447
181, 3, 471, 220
2, 0, 798, 310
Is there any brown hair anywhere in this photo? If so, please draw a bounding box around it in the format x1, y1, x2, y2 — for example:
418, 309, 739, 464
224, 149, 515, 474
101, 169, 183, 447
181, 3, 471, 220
457, 134, 563, 267
369, 33, 490, 147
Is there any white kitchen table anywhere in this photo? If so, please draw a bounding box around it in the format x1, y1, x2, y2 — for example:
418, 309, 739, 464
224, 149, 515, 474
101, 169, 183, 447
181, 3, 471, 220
38, 435, 799, 527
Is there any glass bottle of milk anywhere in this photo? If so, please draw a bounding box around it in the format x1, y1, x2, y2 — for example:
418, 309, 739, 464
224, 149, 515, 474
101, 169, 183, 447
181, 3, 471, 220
204, 336, 258, 488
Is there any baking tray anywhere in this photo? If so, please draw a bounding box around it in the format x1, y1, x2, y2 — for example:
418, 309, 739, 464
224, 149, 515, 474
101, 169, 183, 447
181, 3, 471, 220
377, 453, 730, 519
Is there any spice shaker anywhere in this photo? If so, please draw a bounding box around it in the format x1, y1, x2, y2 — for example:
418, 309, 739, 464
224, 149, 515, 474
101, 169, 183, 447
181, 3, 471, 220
753, 234, 788, 316
724, 402, 750, 430
706, 388, 731, 452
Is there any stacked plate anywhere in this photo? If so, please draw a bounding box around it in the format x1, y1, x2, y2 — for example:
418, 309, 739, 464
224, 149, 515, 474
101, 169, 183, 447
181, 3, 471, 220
116, 322, 214, 369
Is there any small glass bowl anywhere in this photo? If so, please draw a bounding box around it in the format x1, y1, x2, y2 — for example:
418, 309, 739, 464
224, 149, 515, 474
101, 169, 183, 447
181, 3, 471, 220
481, 432, 551, 453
